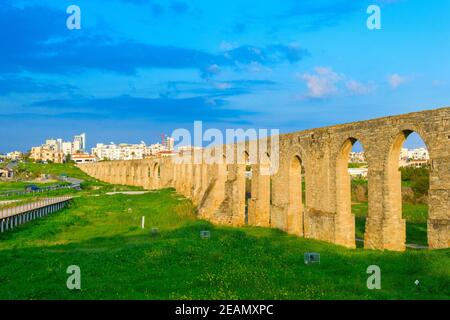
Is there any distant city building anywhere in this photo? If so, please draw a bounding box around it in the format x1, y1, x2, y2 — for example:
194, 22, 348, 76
62, 141, 73, 155
349, 148, 429, 167
92, 136, 175, 161
154, 150, 177, 158
402, 159, 429, 168
349, 151, 365, 163
92, 142, 147, 161
71, 153, 97, 164
0, 167, 14, 180
30, 133, 86, 163
399, 147, 430, 167
30, 145, 64, 163
164, 136, 175, 151
6, 151, 22, 160
400, 147, 429, 161
73, 133, 86, 153
348, 167, 368, 178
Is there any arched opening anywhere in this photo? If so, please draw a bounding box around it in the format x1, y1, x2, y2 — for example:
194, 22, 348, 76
387, 131, 430, 248
287, 155, 305, 235
153, 163, 160, 189
336, 138, 367, 248
347, 140, 369, 248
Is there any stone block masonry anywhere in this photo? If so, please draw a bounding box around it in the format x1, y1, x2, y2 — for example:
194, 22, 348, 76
78, 107, 450, 251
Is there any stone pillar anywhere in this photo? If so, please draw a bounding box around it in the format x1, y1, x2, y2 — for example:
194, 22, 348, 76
286, 156, 304, 236
428, 156, 450, 249
192, 163, 202, 205
334, 139, 356, 248
231, 162, 246, 226
250, 162, 271, 227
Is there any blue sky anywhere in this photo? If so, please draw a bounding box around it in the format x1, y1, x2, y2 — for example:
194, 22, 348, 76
1, 0, 449, 152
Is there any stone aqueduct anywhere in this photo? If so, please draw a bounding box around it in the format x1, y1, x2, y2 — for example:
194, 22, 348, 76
79, 107, 450, 251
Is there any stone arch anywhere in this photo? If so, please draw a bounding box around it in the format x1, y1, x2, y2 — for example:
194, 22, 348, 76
153, 162, 161, 189
383, 129, 432, 250
334, 136, 366, 248
287, 154, 304, 235
241, 150, 252, 225
144, 162, 152, 189
147, 164, 152, 178
250, 151, 271, 227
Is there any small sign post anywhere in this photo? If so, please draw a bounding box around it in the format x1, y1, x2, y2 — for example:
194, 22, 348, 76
151, 227, 159, 237
304, 252, 320, 265
200, 230, 211, 239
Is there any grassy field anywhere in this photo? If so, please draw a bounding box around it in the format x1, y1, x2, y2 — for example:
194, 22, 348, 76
0, 163, 448, 300
16, 162, 94, 181
0, 181, 69, 192
352, 200, 429, 246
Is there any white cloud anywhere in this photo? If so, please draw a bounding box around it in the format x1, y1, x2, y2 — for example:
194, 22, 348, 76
298, 67, 343, 98
297, 67, 377, 99
345, 80, 376, 95
387, 73, 407, 89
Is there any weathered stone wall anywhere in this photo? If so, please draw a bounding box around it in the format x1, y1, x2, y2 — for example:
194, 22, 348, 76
79, 107, 450, 251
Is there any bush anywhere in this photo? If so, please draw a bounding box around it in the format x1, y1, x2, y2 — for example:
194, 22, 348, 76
401, 167, 430, 198
411, 176, 430, 197
400, 166, 429, 181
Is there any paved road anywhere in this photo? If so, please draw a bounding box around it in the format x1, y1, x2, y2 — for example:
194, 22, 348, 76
65, 177, 84, 186
105, 191, 150, 195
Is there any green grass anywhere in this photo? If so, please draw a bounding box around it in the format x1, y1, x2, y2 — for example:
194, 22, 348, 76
0, 181, 69, 192
17, 162, 93, 181
1, 162, 143, 201
0, 163, 448, 300
352, 202, 429, 246
0, 189, 448, 299
352, 202, 368, 242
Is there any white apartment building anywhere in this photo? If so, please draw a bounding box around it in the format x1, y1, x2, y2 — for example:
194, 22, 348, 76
165, 137, 175, 151
92, 140, 173, 161
73, 133, 86, 153
71, 153, 97, 164
401, 147, 429, 160
409, 148, 429, 160
92, 143, 121, 160
348, 167, 368, 178
62, 142, 73, 155
349, 151, 365, 163
92, 143, 146, 160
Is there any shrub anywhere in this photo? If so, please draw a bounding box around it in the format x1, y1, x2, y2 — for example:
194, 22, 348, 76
411, 175, 430, 197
